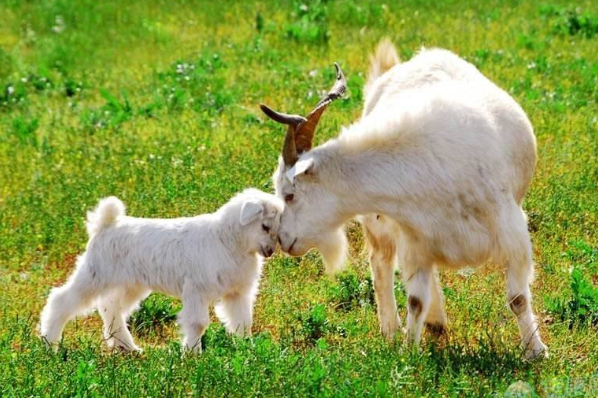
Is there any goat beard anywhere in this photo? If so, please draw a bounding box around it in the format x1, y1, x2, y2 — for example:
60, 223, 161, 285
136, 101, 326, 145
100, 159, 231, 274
317, 227, 349, 275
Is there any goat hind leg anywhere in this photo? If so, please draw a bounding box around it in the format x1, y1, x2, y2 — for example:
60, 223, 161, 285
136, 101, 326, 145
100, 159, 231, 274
503, 208, 548, 360
39, 263, 100, 349
404, 266, 432, 346
425, 268, 447, 338
506, 258, 548, 360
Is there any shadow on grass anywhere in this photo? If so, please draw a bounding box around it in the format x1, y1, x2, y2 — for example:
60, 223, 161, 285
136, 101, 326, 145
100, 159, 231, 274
421, 337, 531, 380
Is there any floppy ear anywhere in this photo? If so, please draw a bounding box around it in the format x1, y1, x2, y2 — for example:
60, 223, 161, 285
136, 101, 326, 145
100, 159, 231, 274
240, 200, 264, 226
285, 158, 315, 183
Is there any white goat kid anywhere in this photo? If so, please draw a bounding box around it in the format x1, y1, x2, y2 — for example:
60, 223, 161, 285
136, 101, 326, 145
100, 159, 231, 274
260, 40, 547, 359
39, 189, 283, 352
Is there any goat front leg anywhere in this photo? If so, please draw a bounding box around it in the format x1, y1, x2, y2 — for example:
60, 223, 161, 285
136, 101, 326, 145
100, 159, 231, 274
178, 283, 210, 353
215, 287, 256, 337
371, 250, 402, 340
403, 265, 432, 346
362, 215, 402, 340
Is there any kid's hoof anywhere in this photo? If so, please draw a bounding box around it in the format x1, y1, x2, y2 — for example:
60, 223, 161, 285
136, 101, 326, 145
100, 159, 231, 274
524, 344, 549, 361
113, 342, 142, 354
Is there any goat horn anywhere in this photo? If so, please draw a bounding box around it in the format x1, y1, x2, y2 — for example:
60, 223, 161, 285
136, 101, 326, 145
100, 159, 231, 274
281, 126, 298, 167
260, 103, 304, 166
294, 63, 347, 153
260, 104, 307, 126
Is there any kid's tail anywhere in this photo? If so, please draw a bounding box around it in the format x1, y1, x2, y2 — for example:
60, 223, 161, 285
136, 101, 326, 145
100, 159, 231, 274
86, 196, 125, 237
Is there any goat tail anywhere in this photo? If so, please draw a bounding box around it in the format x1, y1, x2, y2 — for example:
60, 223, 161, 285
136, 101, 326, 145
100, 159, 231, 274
367, 38, 400, 84
86, 196, 125, 237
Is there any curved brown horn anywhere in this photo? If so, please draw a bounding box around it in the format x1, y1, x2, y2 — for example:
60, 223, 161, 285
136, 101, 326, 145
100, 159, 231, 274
260, 104, 303, 166
294, 63, 347, 153
260, 104, 306, 126
282, 126, 298, 166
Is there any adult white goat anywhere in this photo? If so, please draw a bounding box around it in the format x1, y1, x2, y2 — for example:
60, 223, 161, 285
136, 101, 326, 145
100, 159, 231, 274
260, 39, 547, 359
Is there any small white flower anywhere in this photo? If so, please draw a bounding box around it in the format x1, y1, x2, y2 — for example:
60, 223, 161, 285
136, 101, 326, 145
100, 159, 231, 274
51, 15, 65, 34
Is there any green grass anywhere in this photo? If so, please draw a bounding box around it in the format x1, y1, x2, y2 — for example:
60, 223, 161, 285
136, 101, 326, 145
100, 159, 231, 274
1, 0, 597, 396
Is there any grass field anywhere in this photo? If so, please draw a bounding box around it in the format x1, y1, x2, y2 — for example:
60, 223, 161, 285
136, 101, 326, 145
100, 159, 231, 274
1, 0, 597, 396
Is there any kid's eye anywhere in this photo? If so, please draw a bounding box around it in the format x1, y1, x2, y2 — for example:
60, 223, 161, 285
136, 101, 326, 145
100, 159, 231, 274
262, 224, 270, 233
285, 194, 294, 203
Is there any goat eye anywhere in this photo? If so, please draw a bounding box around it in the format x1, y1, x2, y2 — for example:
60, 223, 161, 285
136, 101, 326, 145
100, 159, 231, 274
262, 224, 270, 233
285, 194, 294, 203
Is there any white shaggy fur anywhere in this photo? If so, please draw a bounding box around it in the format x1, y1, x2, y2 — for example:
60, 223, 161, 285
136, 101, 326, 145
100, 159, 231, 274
40, 189, 283, 353
272, 40, 547, 359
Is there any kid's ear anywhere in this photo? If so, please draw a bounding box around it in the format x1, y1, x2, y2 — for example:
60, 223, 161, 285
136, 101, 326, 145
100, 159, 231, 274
240, 200, 264, 226
285, 157, 315, 183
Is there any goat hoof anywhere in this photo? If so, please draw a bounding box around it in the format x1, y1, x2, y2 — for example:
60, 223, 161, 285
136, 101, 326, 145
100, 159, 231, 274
379, 316, 402, 341
425, 323, 447, 339
115, 344, 142, 354
524, 344, 549, 361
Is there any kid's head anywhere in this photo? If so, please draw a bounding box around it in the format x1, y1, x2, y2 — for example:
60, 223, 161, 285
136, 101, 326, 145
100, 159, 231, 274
236, 189, 284, 258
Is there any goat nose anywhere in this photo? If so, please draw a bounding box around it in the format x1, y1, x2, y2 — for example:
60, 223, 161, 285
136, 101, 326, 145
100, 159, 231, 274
267, 247, 274, 257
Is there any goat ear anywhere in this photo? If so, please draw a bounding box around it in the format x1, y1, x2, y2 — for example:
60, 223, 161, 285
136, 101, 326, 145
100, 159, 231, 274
285, 158, 315, 183
240, 200, 263, 226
